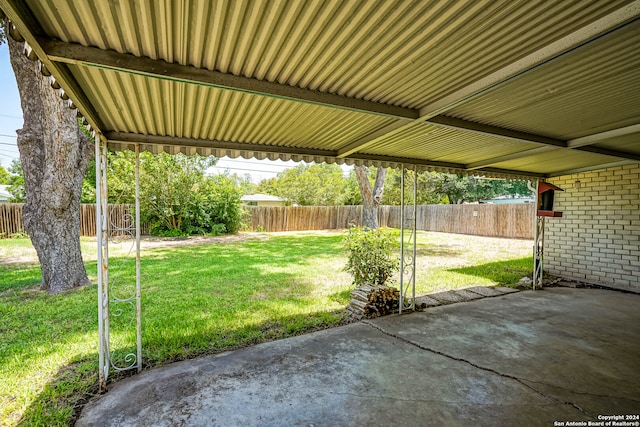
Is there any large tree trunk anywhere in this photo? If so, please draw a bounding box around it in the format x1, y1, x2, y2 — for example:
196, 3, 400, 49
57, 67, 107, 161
355, 165, 386, 229
7, 33, 93, 293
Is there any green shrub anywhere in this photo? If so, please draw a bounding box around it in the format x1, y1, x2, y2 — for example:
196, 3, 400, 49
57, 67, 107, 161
343, 226, 399, 287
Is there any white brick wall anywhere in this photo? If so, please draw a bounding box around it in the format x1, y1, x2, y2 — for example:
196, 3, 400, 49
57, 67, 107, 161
546, 164, 640, 291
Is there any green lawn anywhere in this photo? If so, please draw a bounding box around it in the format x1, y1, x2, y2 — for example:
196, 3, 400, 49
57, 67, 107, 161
0, 231, 532, 426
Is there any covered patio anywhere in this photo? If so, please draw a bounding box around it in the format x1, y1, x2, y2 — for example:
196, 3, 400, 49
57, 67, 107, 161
2, 0, 639, 405
76, 286, 640, 426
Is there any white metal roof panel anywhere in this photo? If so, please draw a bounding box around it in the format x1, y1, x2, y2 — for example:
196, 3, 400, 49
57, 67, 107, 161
447, 19, 640, 139
2, 0, 638, 179
27, 0, 634, 109
70, 64, 399, 152
361, 122, 539, 164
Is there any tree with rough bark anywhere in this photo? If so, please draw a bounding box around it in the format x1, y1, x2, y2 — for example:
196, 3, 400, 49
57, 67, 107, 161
354, 165, 386, 229
4, 22, 93, 293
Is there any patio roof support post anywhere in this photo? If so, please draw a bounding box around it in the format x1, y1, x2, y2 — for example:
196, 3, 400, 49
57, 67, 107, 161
95, 133, 110, 390
533, 180, 544, 290
411, 166, 417, 308
399, 165, 417, 313
399, 164, 405, 314
534, 216, 545, 290
134, 144, 142, 372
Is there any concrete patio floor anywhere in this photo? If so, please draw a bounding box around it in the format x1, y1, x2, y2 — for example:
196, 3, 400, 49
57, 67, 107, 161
77, 287, 640, 426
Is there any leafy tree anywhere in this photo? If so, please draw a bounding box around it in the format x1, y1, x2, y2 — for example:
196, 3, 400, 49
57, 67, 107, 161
258, 163, 350, 206
382, 169, 448, 205
6, 159, 24, 202
354, 165, 386, 228
0, 164, 9, 184
100, 150, 243, 236
382, 170, 533, 205
3, 18, 93, 293
255, 177, 280, 199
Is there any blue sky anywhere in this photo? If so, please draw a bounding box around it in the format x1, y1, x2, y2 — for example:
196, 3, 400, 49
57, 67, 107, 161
0, 43, 351, 182
0, 43, 22, 168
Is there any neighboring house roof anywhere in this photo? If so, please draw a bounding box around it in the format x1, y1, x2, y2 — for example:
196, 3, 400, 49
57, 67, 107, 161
479, 196, 535, 204
241, 194, 287, 203
0, 185, 12, 201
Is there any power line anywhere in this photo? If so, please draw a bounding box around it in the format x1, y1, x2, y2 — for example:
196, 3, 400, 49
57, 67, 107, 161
0, 153, 18, 160
0, 133, 17, 139
0, 141, 18, 147
218, 158, 294, 169
210, 165, 280, 175
0, 148, 19, 156
0, 114, 22, 119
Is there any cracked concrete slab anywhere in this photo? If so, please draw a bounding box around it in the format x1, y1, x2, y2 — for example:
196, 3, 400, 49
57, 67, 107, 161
374, 288, 640, 418
77, 288, 640, 426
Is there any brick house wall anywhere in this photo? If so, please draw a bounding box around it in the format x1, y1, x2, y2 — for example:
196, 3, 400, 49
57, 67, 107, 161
545, 164, 640, 291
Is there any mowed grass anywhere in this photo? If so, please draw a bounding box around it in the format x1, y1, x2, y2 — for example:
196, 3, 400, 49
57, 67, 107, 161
0, 231, 532, 426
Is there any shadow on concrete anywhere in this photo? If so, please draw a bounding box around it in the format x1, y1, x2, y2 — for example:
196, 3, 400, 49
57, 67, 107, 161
75, 288, 640, 427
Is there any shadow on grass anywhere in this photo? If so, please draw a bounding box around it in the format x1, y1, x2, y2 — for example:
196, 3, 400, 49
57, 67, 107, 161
448, 256, 533, 286
12, 233, 351, 426
18, 308, 349, 426
0, 264, 42, 294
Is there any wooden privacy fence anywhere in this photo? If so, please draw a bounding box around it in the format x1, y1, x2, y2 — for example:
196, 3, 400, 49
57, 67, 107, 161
0, 203, 24, 237
2, 203, 534, 239
0, 204, 142, 238
244, 204, 535, 239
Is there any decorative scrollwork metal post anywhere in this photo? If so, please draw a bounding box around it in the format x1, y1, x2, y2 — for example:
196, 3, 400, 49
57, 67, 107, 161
533, 199, 545, 291
533, 216, 545, 290
96, 134, 109, 390
399, 165, 417, 313
96, 138, 142, 391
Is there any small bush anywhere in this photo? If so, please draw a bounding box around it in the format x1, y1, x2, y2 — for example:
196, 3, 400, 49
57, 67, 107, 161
343, 226, 399, 287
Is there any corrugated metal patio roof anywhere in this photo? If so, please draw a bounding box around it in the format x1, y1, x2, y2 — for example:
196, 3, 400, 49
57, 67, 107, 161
1, 0, 639, 179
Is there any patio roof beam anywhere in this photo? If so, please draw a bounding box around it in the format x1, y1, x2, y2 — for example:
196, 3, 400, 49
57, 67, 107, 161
550, 160, 638, 177
465, 147, 556, 170
427, 116, 566, 147
38, 38, 419, 121
105, 131, 544, 178
426, 116, 640, 163
466, 123, 640, 170
567, 123, 640, 148
336, 1, 640, 157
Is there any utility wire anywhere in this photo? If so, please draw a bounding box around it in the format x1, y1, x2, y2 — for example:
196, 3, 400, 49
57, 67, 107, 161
210, 166, 280, 175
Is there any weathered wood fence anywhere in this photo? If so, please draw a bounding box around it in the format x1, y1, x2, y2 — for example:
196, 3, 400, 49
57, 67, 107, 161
0, 204, 142, 238
0, 203, 24, 237
243, 204, 535, 239
1, 203, 535, 239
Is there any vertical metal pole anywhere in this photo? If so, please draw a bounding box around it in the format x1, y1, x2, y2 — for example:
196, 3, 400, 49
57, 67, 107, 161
100, 138, 110, 382
533, 180, 544, 290
135, 144, 142, 372
534, 216, 545, 290
95, 134, 105, 390
411, 166, 417, 309
399, 164, 405, 314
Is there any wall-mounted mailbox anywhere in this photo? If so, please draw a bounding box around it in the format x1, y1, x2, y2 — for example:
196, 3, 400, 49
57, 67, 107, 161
537, 182, 563, 217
